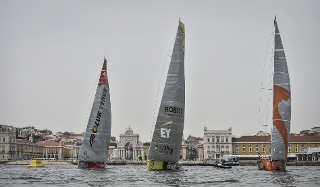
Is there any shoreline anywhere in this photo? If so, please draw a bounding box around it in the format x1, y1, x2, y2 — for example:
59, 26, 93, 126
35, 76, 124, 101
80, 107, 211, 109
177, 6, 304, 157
3, 160, 320, 166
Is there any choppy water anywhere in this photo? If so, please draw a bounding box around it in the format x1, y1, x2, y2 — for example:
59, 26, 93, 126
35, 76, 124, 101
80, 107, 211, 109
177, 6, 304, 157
0, 165, 319, 186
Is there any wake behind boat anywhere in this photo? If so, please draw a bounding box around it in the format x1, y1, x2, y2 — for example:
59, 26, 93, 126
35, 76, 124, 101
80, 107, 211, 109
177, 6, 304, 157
147, 20, 185, 171
258, 18, 291, 171
78, 59, 111, 168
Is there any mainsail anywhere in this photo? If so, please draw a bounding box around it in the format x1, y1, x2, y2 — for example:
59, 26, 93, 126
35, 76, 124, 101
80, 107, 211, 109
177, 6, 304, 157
259, 18, 291, 171
271, 18, 291, 162
148, 20, 185, 165
78, 59, 111, 168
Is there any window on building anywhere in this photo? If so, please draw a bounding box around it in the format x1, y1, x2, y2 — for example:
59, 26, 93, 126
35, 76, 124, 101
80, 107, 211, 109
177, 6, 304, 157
226, 146, 229, 153
212, 137, 215, 142
3, 138, 5, 142
242, 144, 245, 152
226, 138, 228, 142
217, 137, 220, 142
236, 145, 239, 153
221, 146, 224, 152
289, 144, 291, 152
207, 146, 210, 152
249, 144, 252, 152
315, 144, 318, 148
216, 146, 220, 152
256, 144, 259, 152
221, 137, 224, 142
207, 138, 210, 142
302, 144, 304, 148
295, 144, 298, 152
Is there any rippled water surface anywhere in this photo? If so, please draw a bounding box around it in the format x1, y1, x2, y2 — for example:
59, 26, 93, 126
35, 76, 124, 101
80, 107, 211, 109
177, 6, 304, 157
0, 165, 319, 186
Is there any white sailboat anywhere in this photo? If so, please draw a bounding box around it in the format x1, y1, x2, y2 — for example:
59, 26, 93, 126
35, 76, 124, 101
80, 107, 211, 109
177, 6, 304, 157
78, 59, 111, 168
258, 17, 291, 171
147, 20, 185, 171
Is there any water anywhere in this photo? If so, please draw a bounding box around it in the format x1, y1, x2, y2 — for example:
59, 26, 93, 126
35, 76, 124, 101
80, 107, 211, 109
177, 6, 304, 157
0, 165, 319, 186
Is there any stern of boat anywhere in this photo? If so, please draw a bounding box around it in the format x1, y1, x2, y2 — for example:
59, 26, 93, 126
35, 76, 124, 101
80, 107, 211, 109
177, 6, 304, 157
147, 160, 181, 171
258, 158, 285, 171
78, 161, 106, 168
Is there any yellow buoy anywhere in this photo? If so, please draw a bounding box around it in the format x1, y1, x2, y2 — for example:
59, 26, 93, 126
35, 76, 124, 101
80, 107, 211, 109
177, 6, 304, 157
27, 158, 45, 167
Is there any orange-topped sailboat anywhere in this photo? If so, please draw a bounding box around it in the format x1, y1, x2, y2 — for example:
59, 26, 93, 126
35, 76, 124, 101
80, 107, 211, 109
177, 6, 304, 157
258, 17, 291, 171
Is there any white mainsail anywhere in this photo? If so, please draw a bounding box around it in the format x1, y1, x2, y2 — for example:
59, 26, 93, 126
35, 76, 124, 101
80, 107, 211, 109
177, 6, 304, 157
148, 20, 185, 163
78, 59, 111, 167
270, 18, 291, 162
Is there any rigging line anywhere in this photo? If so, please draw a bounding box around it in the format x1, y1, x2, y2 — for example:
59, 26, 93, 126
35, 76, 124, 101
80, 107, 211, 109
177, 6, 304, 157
261, 65, 274, 128
150, 34, 176, 140
261, 61, 273, 86
84, 72, 100, 132
258, 31, 274, 126
260, 32, 274, 86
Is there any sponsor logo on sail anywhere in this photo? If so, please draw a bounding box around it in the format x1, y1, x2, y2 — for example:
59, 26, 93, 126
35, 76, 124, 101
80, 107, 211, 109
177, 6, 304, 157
89, 87, 108, 147
164, 106, 183, 118
160, 128, 171, 138
92, 126, 97, 133
158, 145, 173, 154
162, 121, 173, 126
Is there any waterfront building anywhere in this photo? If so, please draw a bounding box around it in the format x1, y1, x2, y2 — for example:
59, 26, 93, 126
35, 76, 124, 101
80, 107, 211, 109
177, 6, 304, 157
35, 141, 62, 160
181, 135, 204, 161
113, 127, 148, 160
232, 135, 271, 160
311, 127, 320, 133
290, 136, 320, 161
232, 134, 320, 161
16, 139, 43, 160
203, 127, 233, 159
0, 125, 16, 160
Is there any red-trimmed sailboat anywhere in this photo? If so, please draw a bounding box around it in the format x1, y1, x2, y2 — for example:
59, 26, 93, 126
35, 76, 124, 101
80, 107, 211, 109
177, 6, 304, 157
78, 59, 111, 168
258, 18, 291, 171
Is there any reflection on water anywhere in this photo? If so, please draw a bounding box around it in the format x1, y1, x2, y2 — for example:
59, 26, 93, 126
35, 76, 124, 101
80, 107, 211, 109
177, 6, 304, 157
271, 171, 295, 186
0, 165, 319, 186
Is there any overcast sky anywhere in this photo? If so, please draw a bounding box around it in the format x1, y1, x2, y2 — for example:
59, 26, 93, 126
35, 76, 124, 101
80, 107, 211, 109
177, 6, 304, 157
1, 0, 319, 142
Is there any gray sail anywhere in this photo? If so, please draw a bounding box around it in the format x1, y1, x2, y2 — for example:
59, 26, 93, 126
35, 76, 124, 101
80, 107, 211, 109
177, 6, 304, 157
271, 19, 291, 162
79, 59, 111, 163
148, 21, 185, 163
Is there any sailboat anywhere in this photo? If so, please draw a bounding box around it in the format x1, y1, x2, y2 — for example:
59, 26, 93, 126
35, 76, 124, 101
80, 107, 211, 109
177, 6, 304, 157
78, 59, 111, 168
147, 20, 185, 171
258, 18, 291, 171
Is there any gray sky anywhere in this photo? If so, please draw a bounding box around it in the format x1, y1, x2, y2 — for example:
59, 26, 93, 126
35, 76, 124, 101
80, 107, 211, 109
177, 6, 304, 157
1, 0, 319, 142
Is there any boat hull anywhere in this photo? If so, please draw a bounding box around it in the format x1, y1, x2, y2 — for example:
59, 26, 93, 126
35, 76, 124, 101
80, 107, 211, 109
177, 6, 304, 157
147, 160, 181, 171
258, 158, 285, 171
78, 161, 106, 168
